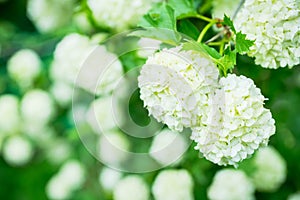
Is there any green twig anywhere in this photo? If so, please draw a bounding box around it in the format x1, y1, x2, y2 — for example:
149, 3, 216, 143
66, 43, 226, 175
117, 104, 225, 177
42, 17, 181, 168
197, 20, 217, 43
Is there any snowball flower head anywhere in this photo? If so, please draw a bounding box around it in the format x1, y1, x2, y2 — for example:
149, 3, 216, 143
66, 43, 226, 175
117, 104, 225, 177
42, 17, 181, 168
138, 46, 219, 132
149, 128, 188, 166
50, 33, 96, 85
3, 136, 34, 166
46, 160, 85, 200
21, 89, 55, 125
99, 167, 122, 191
208, 169, 255, 200
251, 146, 287, 192
7, 49, 41, 87
113, 175, 149, 200
152, 169, 194, 200
0, 95, 21, 134
87, 0, 160, 31
211, 0, 240, 19
97, 130, 130, 167
27, 0, 75, 33
235, 0, 300, 68
191, 74, 275, 166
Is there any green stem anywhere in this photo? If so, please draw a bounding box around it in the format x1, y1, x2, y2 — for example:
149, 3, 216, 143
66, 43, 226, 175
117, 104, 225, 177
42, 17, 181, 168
219, 41, 225, 55
178, 14, 214, 23
197, 20, 217, 43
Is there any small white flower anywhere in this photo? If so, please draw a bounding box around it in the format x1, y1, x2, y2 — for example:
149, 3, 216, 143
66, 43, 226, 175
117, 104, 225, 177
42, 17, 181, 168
250, 146, 287, 192
99, 167, 123, 191
138, 46, 219, 132
152, 169, 194, 200
7, 49, 41, 88
191, 74, 275, 166
0, 94, 21, 135
87, 0, 160, 31
3, 135, 34, 166
50, 81, 73, 107
211, 0, 240, 19
46, 160, 85, 200
235, 0, 300, 68
21, 89, 55, 125
113, 175, 150, 200
149, 128, 188, 166
27, 0, 75, 33
86, 96, 124, 134
208, 169, 255, 200
97, 130, 130, 166
288, 192, 300, 200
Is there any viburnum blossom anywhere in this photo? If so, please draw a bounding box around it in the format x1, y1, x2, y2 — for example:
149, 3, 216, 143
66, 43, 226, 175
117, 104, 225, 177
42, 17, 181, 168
191, 74, 275, 166
235, 0, 300, 68
138, 47, 219, 131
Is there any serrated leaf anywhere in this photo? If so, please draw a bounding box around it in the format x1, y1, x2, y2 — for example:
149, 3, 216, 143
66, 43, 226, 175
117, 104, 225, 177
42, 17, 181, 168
177, 19, 200, 40
235, 32, 254, 54
222, 14, 236, 34
217, 48, 236, 75
139, 3, 176, 30
182, 39, 221, 59
168, 0, 196, 18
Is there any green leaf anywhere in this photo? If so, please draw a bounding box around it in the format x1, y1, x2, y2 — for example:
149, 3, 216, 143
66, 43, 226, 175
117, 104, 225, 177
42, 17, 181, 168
182, 39, 221, 59
222, 14, 236, 34
139, 2, 176, 30
177, 19, 200, 40
235, 32, 254, 54
217, 48, 236, 75
168, 0, 196, 18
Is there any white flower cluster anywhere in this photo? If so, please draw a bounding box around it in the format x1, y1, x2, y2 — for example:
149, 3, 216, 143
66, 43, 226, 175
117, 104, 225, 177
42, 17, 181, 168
149, 128, 188, 166
27, 0, 75, 33
152, 169, 194, 200
7, 49, 41, 88
211, 0, 240, 19
208, 169, 255, 200
113, 175, 150, 200
191, 74, 275, 166
250, 146, 287, 192
46, 160, 85, 200
87, 0, 160, 31
99, 167, 122, 191
138, 47, 219, 131
235, 0, 300, 68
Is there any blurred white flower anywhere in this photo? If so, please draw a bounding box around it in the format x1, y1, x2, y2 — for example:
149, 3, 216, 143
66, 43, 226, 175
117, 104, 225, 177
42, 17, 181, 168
99, 167, 122, 191
251, 146, 287, 192
191, 74, 275, 166
73, 11, 94, 33
137, 38, 161, 58
0, 94, 21, 135
152, 169, 194, 200
2, 135, 34, 166
46, 160, 85, 200
113, 175, 150, 200
27, 0, 75, 33
21, 89, 55, 125
149, 128, 188, 166
7, 49, 41, 88
208, 169, 255, 200
138, 47, 219, 132
97, 130, 130, 166
86, 96, 124, 134
288, 192, 300, 200
235, 0, 300, 68
45, 139, 72, 165
50, 81, 73, 107
87, 0, 160, 31
211, 0, 240, 19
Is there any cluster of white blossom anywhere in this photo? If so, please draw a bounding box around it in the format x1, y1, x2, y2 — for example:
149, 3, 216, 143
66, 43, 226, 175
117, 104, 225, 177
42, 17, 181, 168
138, 47, 219, 131
208, 169, 255, 200
27, 0, 75, 33
113, 175, 150, 200
152, 169, 194, 200
7, 49, 41, 88
235, 0, 300, 68
46, 160, 85, 200
250, 146, 287, 192
149, 128, 188, 166
191, 74, 275, 166
87, 0, 161, 31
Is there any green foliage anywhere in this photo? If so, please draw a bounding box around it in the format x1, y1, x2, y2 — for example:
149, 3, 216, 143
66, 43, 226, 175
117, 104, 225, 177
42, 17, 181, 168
235, 32, 255, 54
